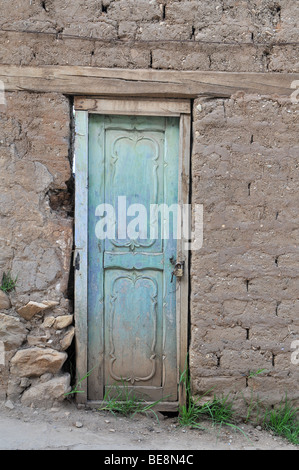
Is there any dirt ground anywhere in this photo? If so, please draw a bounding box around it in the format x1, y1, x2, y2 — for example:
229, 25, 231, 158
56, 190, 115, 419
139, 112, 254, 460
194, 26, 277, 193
0, 400, 297, 451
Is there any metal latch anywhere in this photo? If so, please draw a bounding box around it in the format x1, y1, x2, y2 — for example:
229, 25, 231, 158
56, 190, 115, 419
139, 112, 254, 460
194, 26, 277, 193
72, 247, 83, 271
171, 261, 185, 282
74, 251, 80, 270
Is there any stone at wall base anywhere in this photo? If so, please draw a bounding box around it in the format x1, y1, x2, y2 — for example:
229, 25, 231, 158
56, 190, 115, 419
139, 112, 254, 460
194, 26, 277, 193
60, 326, 75, 351
21, 374, 71, 408
10, 347, 67, 377
0, 291, 11, 310
0, 313, 28, 350
17, 301, 59, 321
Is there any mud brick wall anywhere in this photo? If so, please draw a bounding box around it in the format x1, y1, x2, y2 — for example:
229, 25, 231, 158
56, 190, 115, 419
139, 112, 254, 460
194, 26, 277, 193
0, 0, 299, 72
0, 0, 299, 409
190, 94, 299, 411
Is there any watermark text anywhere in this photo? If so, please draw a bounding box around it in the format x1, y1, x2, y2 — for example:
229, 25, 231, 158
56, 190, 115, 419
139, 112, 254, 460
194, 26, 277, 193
95, 197, 203, 251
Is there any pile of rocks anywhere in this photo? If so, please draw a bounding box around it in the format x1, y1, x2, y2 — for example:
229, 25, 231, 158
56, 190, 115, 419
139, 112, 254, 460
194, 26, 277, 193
0, 291, 73, 408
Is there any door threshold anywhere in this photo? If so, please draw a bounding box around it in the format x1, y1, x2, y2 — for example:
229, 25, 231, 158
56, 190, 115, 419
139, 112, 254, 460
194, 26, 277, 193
82, 400, 179, 413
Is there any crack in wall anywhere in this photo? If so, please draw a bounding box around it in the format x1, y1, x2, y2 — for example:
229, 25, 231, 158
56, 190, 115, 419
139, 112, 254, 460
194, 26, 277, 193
41, 0, 48, 12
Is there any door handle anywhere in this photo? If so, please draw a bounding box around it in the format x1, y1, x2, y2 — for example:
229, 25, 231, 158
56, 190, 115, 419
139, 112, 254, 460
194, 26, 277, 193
171, 261, 185, 282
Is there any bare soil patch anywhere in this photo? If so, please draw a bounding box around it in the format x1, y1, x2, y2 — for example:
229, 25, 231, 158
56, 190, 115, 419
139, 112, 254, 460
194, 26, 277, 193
0, 401, 297, 450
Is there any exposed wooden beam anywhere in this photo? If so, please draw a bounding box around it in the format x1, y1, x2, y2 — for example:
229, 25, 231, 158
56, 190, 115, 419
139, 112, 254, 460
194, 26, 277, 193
0, 65, 297, 98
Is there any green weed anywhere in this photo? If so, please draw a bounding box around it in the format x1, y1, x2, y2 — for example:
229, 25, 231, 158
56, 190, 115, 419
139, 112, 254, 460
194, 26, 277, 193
178, 359, 212, 429
98, 380, 164, 421
64, 366, 96, 397
196, 393, 235, 426
243, 368, 267, 424
0, 271, 17, 293
178, 357, 239, 430
248, 368, 267, 378
243, 389, 265, 425
262, 395, 299, 445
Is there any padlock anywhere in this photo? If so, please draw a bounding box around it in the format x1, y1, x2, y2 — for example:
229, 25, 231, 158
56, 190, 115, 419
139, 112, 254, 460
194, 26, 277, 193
171, 261, 184, 282
174, 262, 184, 277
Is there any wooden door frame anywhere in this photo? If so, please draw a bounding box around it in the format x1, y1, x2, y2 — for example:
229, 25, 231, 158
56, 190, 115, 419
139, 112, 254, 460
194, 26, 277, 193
74, 97, 191, 410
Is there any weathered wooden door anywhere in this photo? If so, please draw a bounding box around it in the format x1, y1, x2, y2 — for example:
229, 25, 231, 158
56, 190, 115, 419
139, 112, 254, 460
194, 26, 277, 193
74, 99, 190, 407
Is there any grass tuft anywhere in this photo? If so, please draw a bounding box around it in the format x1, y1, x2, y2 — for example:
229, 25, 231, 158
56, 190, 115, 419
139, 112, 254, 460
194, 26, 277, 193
197, 393, 235, 426
64, 367, 96, 397
0, 271, 17, 293
262, 395, 299, 445
98, 380, 164, 421
178, 361, 299, 446
178, 357, 239, 431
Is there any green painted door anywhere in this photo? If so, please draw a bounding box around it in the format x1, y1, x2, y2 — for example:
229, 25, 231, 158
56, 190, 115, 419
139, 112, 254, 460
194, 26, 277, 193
87, 114, 179, 402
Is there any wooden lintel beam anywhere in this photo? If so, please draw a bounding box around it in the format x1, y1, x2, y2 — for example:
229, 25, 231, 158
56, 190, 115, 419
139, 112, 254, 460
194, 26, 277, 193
0, 65, 298, 99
